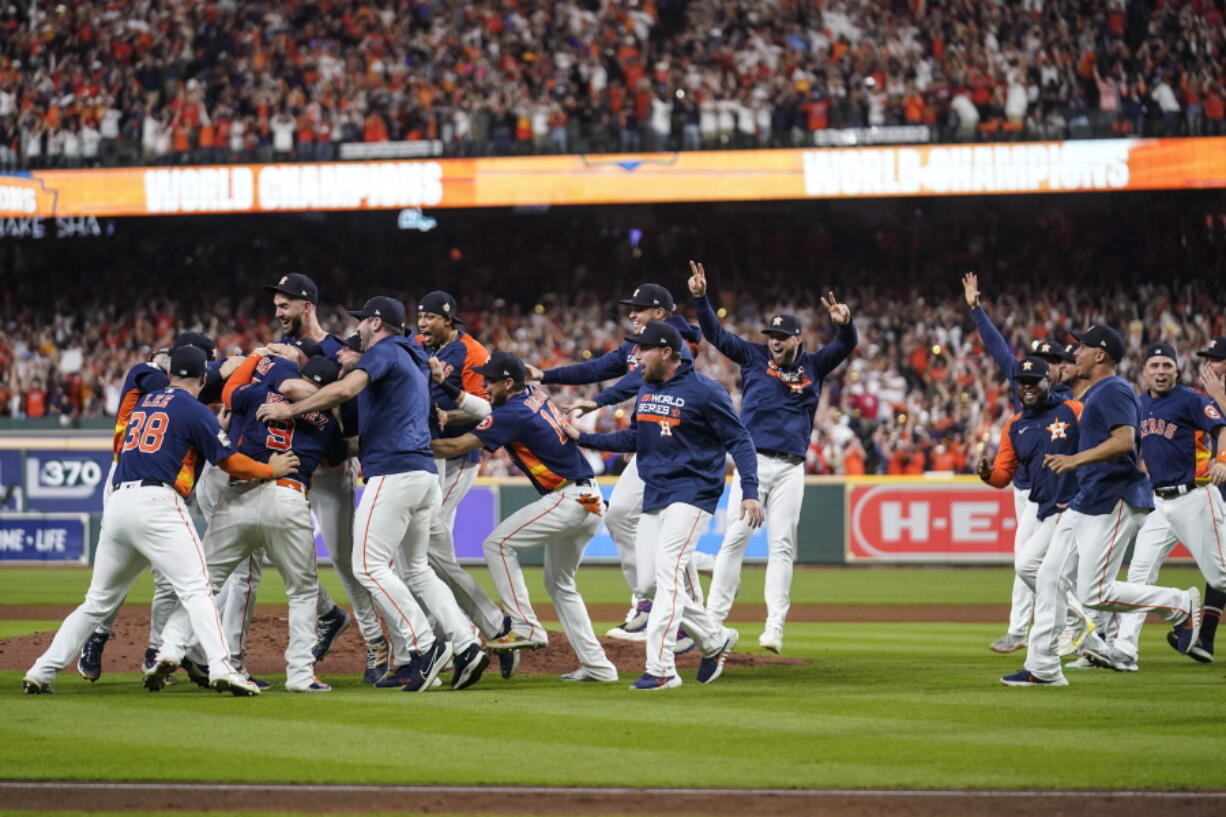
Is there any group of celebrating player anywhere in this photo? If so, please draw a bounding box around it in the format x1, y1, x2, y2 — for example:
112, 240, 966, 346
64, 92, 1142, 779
966, 274, 1226, 685
22, 261, 856, 695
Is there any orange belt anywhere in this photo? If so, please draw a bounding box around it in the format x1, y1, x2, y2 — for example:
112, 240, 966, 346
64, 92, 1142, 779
276, 478, 306, 493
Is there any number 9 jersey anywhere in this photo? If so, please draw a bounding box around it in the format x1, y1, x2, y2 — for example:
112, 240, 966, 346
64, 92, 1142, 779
112, 387, 238, 497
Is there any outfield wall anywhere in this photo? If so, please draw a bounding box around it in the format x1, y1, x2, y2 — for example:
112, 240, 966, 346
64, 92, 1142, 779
0, 435, 1196, 566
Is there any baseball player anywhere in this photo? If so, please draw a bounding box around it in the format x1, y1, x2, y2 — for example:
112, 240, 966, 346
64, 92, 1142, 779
525, 284, 703, 639
154, 354, 346, 692
257, 296, 488, 692
573, 321, 760, 690
78, 332, 228, 684
962, 273, 1076, 654
1002, 325, 1201, 687
24, 346, 297, 695
1096, 342, 1226, 671
688, 261, 856, 653
416, 290, 507, 642
429, 350, 618, 683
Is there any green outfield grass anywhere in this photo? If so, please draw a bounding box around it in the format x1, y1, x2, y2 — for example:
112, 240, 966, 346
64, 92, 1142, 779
2, 565, 1224, 791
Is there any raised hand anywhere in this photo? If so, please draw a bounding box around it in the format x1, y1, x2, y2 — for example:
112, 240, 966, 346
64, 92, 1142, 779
688, 259, 707, 297
1198, 364, 1226, 406
428, 356, 446, 384
976, 455, 993, 481
525, 363, 544, 382
820, 291, 851, 324
563, 399, 598, 417
961, 272, 981, 308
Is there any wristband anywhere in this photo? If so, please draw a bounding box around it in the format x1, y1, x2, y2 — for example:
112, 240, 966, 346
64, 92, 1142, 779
438, 377, 462, 400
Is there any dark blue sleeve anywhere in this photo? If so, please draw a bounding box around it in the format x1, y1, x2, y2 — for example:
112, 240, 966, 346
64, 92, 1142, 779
704, 385, 759, 501
693, 295, 756, 367
472, 408, 524, 451
198, 361, 225, 405
971, 306, 1017, 379
809, 322, 858, 379
578, 428, 637, 453
595, 370, 643, 407
186, 402, 235, 466
134, 368, 169, 393
264, 358, 299, 391
230, 382, 263, 414
1188, 391, 1226, 435
542, 346, 628, 385
1101, 381, 1140, 430
356, 343, 392, 383
323, 424, 348, 466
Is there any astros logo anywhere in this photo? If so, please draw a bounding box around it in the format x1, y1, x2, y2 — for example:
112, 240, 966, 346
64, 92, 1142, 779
772, 316, 784, 326
1046, 419, 1069, 440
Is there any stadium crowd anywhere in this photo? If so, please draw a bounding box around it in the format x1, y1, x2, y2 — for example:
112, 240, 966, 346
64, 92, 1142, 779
1, 0, 1224, 170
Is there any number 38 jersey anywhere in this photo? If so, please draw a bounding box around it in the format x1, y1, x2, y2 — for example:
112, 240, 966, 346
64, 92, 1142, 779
229, 379, 346, 488
112, 387, 238, 497
472, 385, 594, 495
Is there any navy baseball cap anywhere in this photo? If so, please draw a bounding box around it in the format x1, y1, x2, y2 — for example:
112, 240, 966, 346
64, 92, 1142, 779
417, 290, 465, 324
1013, 356, 1050, 381
301, 356, 341, 387
170, 345, 208, 379
348, 296, 406, 333
1196, 337, 1226, 360
763, 313, 802, 337
1144, 343, 1178, 364
341, 333, 362, 352
264, 273, 319, 304
1032, 339, 1075, 363
1072, 325, 1126, 362
472, 350, 526, 382
291, 337, 323, 359
620, 284, 675, 312
172, 331, 216, 361
626, 320, 683, 354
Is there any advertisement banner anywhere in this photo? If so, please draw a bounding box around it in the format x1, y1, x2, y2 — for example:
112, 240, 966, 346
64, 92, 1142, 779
0, 513, 89, 562
22, 449, 112, 513
3, 137, 1224, 219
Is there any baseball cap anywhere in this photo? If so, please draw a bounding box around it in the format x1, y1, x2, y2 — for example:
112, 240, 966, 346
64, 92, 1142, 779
1012, 356, 1050, 381
264, 273, 319, 304
417, 290, 465, 324
290, 337, 323, 359
170, 345, 208, 379
1071, 324, 1126, 363
626, 320, 683, 354
619, 283, 675, 312
172, 331, 216, 361
1196, 337, 1226, 360
348, 296, 406, 333
471, 350, 527, 382
1031, 339, 1075, 363
1143, 342, 1178, 364
763, 313, 802, 337
341, 333, 362, 352
301, 356, 341, 387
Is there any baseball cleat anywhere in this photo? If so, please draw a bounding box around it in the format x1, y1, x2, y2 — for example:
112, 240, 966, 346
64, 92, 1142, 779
364, 637, 391, 684
1166, 630, 1214, 663
142, 658, 180, 692
1063, 656, 1098, 670
312, 605, 352, 661
1081, 645, 1138, 672
287, 677, 332, 693
630, 673, 681, 691
450, 644, 490, 691
759, 627, 783, 655
22, 677, 52, 694
1000, 669, 1068, 686
403, 640, 453, 693
179, 656, 212, 688
210, 671, 261, 696
493, 614, 512, 640
674, 628, 695, 655
247, 676, 271, 689
498, 649, 521, 680
697, 627, 738, 684
77, 631, 109, 682
989, 632, 1026, 654
486, 632, 546, 651
622, 600, 652, 633
142, 648, 178, 686
374, 663, 418, 688
560, 666, 618, 682
604, 626, 647, 642
1172, 587, 1203, 655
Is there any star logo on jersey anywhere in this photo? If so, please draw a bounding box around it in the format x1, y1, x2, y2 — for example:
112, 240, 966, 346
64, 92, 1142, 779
658, 421, 673, 437
1046, 419, 1069, 440
1207, 404, 1223, 421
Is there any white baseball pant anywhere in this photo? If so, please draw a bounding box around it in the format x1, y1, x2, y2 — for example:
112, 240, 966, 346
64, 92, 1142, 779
1116, 488, 1226, 659
353, 471, 476, 662
639, 502, 730, 679
27, 484, 238, 684
1025, 501, 1193, 680
1012, 510, 1093, 634
311, 460, 383, 642
161, 480, 321, 688
1006, 487, 1040, 637
483, 484, 616, 674
429, 456, 504, 638
708, 454, 803, 632
605, 455, 647, 601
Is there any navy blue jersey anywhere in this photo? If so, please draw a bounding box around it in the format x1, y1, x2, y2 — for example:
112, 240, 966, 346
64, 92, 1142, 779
695, 295, 856, 458
1070, 376, 1153, 514
542, 316, 695, 386
279, 333, 346, 360
113, 387, 236, 497
112, 362, 169, 458
1139, 385, 1225, 489
579, 365, 758, 514
420, 330, 490, 465
354, 335, 437, 477
198, 360, 226, 405
986, 398, 1083, 520
230, 379, 346, 486
472, 386, 594, 494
